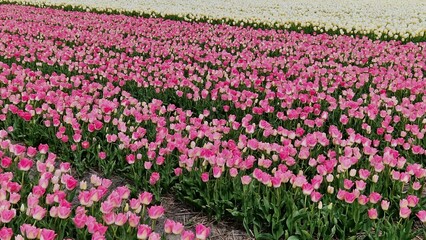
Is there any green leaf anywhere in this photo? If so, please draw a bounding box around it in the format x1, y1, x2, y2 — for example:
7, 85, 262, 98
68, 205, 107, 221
331, 226, 336, 236
256, 233, 274, 240
226, 208, 243, 217
288, 236, 300, 240
273, 226, 285, 239
301, 230, 312, 239
286, 215, 293, 231
264, 198, 271, 210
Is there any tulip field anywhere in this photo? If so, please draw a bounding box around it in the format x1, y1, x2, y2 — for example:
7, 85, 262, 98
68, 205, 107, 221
0, 1, 425, 240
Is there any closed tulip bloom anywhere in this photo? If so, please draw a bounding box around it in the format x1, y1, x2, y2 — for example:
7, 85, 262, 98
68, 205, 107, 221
416, 210, 426, 223
31, 205, 47, 221
40, 229, 57, 240
148, 206, 164, 220
0, 227, 13, 240
173, 221, 184, 234
58, 205, 71, 219
149, 172, 160, 185
241, 175, 252, 185
148, 232, 161, 240
102, 212, 115, 225
137, 224, 152, 240
18, 158, 33, 171
368, 208, 378, 220
369, 192, 382, 204
344, 192, 356, 204
73, 213, 87, 229
0, 209, 16, 223
128, 212, 140, 228
21, 224, 39, 239
139, 192, 153, 205
407, 195, 419, 207
164, 219, 175, 233
115, 212, 128, 226
195, 224, 210, 240
129, 198, 141, 211
201, 172, 209, 183
381, 200, 390, 211
181, 230, 195, 240
400, 207, 411, 219
212, 166, 222, 178
358, 195, 368, 205
100, 201, 115, 214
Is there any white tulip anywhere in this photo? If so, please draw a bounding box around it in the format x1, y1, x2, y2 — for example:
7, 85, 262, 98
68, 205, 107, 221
8, 0, 426, 38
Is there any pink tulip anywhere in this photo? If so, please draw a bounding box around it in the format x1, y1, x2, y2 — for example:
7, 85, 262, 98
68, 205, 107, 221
126, 154, 136, 164
115, 212, 128, 226
128, 212, 141, 228
1, 157, 12, 168
129, 198, 141, 210
368, 208, 378, 220
98, 151, 107, 160
164, 219, 175, 233
137, 224, 152, 240
0, 227, 13, 240
149, 172, 160, 185
357, 195, 368, 205
355, 180, 366, 191
174, 168, 183, 176
0, 209, 16, 223
241, 175, 252, 185
416, 210, 426, 223
407, 195, 419, 207
148, 206, 165, 220
310, 191, 322, 203
381, 200, 390, 211
195, 224, 210, 240
73, 213, 87, 229
31, 205, 47, 220
400, 207, 411, 219
173, 221, 184, 234
100, 201, 115, 214
212, 166, 222, 178
201, 172, 209, 183
40, 229, 57, 240
81, 141, 90, 149
58, 205, 71, 219
302, 183, 313, 195
139, 192, 153, 205
17, 158, 33, 171
9, 192, 20, 204
181, 230, 195, 240
369, 192, 382, 204
343, 179, 354, 190
21, 224, 39, 239
148, 232, 161, 240
229, 168, 238, 177
344, 192, 356, 204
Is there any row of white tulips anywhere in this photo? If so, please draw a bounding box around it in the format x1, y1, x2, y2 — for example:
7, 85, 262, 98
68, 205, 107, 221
3, 0, 426, 40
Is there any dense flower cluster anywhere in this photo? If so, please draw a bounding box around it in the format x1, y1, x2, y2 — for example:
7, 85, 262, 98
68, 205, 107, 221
0, 4, 424, 239
2, 0, 426, 40
0, 130, 210, 240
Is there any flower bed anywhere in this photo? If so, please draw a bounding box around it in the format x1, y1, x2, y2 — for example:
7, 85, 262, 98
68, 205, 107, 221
1, 0, 426, 41
0, 4, 425, 239
0, 130, 210, 240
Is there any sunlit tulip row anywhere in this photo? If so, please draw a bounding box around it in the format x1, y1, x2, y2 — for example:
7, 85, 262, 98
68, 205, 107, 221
2, 0, 426, 41
0, 4, 425, 239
